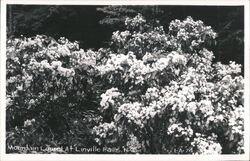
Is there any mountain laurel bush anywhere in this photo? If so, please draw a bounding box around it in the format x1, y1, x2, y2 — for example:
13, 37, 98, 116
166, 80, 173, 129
6, 14, 244, 154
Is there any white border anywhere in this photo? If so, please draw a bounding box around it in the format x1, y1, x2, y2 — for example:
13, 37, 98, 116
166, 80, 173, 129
244, 0, 250, 160
1, 0, 249, 6
0, 0, 249, 161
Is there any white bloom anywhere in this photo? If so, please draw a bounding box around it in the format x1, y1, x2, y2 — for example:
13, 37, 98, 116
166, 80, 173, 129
186, 102, 197, 114
51, 61, 62, 68
191, 136, 222, 155
23, 119, 35, 127
100, 88, 122, 111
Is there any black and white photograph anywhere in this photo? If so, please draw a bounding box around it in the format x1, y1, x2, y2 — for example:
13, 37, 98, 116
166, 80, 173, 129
0, 0, 249, 160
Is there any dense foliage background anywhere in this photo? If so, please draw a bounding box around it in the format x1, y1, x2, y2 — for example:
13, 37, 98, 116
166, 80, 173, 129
6, 5, 244, 154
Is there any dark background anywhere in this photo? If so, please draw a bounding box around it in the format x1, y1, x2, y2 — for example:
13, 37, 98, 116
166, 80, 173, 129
7, 5, 244, 67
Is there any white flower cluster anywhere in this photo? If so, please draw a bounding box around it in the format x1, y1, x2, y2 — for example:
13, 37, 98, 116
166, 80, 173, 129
147, 26, 167, 43
93, 122, 116, 138
236, 138, 244, 153
57, 66, 75, 78
24, 118, 36, 127
168, 51, 187, 65
92, 122, 117, 141
151, 57, 169, 71
167, 123, 193, 138
125, 26, 178, 53
71, 49, 97, 67
181, 67, 215, 97
6, 97, 13, 107
97, 52, 137, 75
140, 80, 199, 115
191, 133, 222, 155
57, 44, 71, 57
57, 37, 79, 50
215, 74, 243, 100
117, 102, 144, 127
214, 61, 242, 77
125, 13, 146, 29
198, 100, 214, 116
100, 88, 123, 111
29, 59, 75, 78
144, 87, 160, 101
128, 60, 153, 84
47, 43, 71, 59
112, 31, 131, 45
229, 105, 244, 135
117, 102, 161, 128
169, 16, 217, 39
155, 51, 187, 69
98, 51, 187, 85
165, 83, 197, 112
169, 16, 217, 51
125, 133, 142, 153
22, 35, 44, 48
188, 49, 215, 74
142, 52, 155, 62
150, 51, 187, 72
186, 102, 197, 115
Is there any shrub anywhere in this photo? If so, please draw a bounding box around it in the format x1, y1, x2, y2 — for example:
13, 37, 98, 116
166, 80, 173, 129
6, 35, 102, 153
93, 14, 244, 154
6, 14, 244, 154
